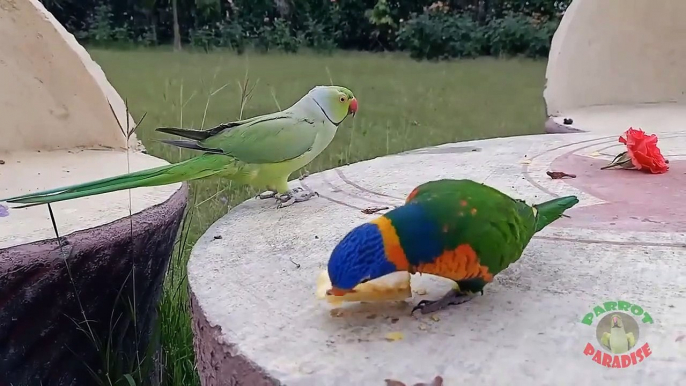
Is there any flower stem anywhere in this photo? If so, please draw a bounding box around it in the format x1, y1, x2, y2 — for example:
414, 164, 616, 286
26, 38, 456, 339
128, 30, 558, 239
601, 151, 633, 170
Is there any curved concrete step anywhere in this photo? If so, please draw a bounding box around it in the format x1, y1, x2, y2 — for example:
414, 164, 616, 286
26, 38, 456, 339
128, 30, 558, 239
188, 132, 686, 386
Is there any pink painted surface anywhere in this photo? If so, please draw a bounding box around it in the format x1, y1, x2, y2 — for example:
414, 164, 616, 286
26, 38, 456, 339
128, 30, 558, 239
549, 153, 686, 232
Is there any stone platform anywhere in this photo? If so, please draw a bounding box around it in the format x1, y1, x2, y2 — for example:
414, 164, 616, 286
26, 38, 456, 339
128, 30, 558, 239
188, 131, 686, 386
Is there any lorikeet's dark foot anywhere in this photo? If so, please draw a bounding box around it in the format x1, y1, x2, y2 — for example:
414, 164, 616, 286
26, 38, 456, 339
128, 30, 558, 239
256, 190, 277, 199
276, 187, 319, 208
411, 288, 477, 315
411, 278, 486, 315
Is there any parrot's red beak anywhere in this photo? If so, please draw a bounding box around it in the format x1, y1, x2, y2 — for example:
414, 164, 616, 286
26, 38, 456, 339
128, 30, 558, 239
326, 286, 355, 296
349, 98, 358, 117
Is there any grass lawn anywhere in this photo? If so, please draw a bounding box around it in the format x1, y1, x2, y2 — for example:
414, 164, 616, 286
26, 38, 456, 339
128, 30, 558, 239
88, 47, 548, 385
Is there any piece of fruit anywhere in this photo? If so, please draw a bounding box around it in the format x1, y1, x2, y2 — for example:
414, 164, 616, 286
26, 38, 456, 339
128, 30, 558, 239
315, 270, 412, 305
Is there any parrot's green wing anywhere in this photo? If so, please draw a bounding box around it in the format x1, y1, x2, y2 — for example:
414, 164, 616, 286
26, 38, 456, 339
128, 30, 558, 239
601, 332, 611, 349
160, 114, 321, 165
399, 179, 538, 276
156, 113, 277, 141
626, 332, 636, 348
393, 179, 578, 279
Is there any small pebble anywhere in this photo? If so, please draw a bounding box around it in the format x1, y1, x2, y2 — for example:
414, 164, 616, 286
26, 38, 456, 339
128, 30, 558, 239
430, 315, 440, 322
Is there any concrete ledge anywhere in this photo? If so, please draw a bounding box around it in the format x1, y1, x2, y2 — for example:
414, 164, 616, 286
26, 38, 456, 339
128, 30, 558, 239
188, 132, 686, 386
545, 103, 686, 135
0, 184, 188, 385
0, 149, 182, 249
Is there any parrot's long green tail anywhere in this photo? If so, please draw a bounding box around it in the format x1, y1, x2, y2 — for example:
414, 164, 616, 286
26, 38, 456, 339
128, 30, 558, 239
533, 195, 579, 232
1, 154, 230, 207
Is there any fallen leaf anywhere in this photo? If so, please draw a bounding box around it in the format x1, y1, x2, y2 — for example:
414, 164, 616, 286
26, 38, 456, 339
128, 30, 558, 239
362, 206, 389, 214
415, 376, 444, 386
385, 332, 404, 341
430, 315, 440, 322
546, 171, 576, 179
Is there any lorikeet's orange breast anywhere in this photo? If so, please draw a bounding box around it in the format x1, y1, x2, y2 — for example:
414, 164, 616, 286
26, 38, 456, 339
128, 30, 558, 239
415, 244, 494, 283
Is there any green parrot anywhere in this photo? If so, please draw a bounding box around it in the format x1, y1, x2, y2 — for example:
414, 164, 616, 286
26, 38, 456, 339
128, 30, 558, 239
601, 314, 636, 354
1, 86, 358, 209
325, 179, 579, 314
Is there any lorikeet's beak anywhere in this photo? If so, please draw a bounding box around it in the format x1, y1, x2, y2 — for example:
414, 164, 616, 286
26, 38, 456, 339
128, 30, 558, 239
612, 316, 619, 328
349, 98, 358, 117
326, 286, 356, 296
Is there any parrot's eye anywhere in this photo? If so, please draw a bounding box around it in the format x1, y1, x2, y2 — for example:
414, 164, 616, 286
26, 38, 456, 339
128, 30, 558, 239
339, 96, 346, 103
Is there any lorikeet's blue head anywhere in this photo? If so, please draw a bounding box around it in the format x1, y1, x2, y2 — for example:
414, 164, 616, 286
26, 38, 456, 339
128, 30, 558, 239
326, 222, 398, 296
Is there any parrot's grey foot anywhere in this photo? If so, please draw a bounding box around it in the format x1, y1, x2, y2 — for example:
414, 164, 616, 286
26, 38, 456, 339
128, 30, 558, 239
411, 288, 477, 315
275, 188, 319, 209
256, 190, 278, 200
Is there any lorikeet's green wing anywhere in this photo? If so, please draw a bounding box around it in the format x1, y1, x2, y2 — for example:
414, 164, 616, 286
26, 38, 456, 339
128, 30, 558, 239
393, 179, 538, 278
601, 332, 612, 350
159, 113, 321, 164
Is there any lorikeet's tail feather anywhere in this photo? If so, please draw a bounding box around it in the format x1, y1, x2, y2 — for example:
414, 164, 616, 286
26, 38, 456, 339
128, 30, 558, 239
533, 195, 579, 232
1, 154, 229, 207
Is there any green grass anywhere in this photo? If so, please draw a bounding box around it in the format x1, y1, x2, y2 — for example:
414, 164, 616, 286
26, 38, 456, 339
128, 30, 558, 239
88, 47, 548, 386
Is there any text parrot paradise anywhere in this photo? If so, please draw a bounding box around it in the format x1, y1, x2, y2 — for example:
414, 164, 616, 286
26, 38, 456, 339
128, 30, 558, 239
580, 300, 654, 368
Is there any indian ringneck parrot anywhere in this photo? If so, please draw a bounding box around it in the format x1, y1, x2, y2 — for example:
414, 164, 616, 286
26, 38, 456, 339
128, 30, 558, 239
1, 86, 357, 209
325, 179, 579, 314
600, 314, 636, 354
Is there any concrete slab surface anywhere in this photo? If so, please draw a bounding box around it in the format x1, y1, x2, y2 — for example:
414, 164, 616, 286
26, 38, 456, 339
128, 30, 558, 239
546, 103, 686, 135
0, 149, 180, 249
188, 132, 686, 386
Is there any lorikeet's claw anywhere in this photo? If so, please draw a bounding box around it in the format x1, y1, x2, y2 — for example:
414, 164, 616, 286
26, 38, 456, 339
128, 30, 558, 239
276, 187, 319, 208
256, 190, 277, 200
411, 288, 477, 315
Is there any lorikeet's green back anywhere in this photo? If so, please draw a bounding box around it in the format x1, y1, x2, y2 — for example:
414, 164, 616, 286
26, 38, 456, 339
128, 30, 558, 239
392, 179, 540, 278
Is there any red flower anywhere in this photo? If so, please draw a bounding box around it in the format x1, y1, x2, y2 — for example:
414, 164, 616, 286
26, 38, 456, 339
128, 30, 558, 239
618, 128, 669, 174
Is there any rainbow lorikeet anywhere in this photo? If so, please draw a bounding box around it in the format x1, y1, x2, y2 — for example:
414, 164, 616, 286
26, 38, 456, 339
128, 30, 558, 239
326, 179, 579, 314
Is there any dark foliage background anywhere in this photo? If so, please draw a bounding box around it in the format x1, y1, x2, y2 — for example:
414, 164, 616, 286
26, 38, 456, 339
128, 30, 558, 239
39, 0, 570, 59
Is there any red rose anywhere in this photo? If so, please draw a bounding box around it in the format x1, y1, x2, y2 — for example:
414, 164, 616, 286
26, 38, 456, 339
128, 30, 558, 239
618, 128, 669, 174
